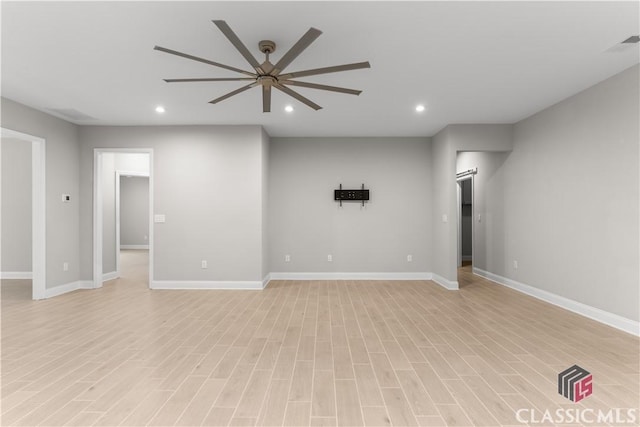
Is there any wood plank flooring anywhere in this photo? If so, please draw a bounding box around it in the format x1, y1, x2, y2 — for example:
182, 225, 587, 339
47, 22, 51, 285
1, 251, 638, 426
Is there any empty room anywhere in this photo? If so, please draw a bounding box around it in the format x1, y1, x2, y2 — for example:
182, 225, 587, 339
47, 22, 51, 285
1, 1, 638, 426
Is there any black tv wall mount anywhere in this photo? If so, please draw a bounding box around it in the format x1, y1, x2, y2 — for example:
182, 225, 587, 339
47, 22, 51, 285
334, 184, 369, 207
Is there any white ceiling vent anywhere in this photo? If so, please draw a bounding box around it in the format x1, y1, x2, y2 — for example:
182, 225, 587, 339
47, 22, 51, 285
47, 108, 96, 122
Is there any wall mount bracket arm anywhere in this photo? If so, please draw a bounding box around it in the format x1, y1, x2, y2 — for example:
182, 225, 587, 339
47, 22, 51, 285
334, 183, 369, 207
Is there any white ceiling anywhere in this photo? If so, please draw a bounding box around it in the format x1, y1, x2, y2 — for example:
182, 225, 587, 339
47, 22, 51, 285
2, 1, 638, 137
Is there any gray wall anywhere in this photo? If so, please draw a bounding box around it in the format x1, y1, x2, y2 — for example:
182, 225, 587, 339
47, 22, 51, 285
261, 128, 270, 279
431, 128, 455, 282
504, 65, 639, 321
101, 152, 115, 273
79, 125, 267, 282
1, 138, 32, 273
120, 176, 149, 247
431, 124, 513, 284
1, 98, 81, 289
269, 137, 432, 273
455, 64, 639, 321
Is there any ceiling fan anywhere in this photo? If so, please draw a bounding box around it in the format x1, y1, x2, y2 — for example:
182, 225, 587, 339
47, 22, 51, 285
154, 20, 371, 112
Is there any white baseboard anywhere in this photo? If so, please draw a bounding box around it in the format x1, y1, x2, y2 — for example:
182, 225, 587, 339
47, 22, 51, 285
120, 245, 149, 250
155, 273, 439, 291
268, 272, 433, 281
0, 271, 33, 280
431, 273, 459, 290
150, 280, 263, 290
473, 267, 639, 336
262, 274, 271, 289
45, 280, 93, 298
103, 271, 119, 282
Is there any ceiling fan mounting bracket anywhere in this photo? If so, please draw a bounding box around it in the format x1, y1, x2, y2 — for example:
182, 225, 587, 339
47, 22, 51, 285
259, 40, 276, 54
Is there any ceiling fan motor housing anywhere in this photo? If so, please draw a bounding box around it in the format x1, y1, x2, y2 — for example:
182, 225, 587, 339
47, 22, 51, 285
259, 40, 276, 54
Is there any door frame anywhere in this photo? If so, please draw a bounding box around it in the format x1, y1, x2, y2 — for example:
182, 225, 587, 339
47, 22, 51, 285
93, 149, 153, 289
1, 127, 46, 300
115, 170, 150, 277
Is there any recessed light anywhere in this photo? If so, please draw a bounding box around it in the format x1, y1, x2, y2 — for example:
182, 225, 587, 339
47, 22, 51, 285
155, 106, 165, 113
415, 104, 426, 112
285, 105, 294, 113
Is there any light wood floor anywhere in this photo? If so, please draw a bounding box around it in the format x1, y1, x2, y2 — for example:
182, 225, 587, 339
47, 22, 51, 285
1, 250, 638, 426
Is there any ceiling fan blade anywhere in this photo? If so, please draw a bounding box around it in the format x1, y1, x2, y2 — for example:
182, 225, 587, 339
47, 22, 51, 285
279, 61, 371, 80
271, 27, 322, 76
213, 20, 264, 74
154, 46, 255, 77
263, 85, 271, 113
280, 80, 362, 95
164, 77, 256, 83
274, 83, 322, 110
209, 83, 256, 104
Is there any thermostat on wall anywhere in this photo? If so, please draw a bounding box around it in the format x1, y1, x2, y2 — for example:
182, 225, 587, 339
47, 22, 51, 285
62, 194, 71, 202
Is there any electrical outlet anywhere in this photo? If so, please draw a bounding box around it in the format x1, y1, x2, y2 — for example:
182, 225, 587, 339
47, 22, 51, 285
201, 260, 208, 269
285, 255, 291, 262
327, 254, 333, 262
407, 255, 412, 262
513, 260, 518, 269
63, 262, 69, 271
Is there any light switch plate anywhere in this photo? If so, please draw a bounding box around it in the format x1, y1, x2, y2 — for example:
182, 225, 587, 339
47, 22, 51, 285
154, 214, 166, 223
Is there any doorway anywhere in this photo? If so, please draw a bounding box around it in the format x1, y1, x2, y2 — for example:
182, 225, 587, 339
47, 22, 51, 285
0, 128, 46, 300
93, 149, 153, 289
456, 172, 475, 269
457, 172, 475, 288
116, 172, 150, 281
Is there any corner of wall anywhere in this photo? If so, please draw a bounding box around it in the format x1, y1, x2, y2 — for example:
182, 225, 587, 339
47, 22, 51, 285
260, 127, 271, 280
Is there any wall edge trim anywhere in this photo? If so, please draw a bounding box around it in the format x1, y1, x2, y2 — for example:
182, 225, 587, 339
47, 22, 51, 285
45, 280, 93, 298
268, 272, 433, 281
262, 274, 271, 289
150, 280, 263, 290
103, 271, 119, 282
0, 271, 33, 280
120, 245, 150, 250
473, 267, 639, 336
431, 273, 459, 290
